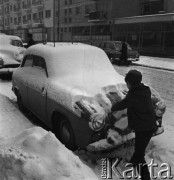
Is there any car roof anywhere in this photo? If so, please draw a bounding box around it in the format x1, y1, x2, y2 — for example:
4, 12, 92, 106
25, 43, 116, 77
0, 34, 22, 46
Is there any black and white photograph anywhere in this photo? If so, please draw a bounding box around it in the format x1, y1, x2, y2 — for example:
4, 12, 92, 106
0, 0, 174, 179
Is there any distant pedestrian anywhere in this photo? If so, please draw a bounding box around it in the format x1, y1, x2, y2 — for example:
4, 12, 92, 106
25, 33, 36, 48
111, 70, 158, 180
120, 41, 128, 65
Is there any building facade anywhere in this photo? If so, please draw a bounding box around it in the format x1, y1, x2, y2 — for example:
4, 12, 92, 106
0, 0, 174, 56
0, 0, 57, 42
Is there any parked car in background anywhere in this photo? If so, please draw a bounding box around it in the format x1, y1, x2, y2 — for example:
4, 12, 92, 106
12, 43, 165, 151
0, 34, 26, 75
99, 41, 139, 64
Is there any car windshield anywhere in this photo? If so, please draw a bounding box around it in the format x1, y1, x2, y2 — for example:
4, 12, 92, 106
11, 40, 23, 47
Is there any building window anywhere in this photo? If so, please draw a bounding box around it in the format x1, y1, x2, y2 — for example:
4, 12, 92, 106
56, 11, 59, 17
65, 0, 67, 5
61, 28, 63, 32
64, 18, 67, 23
23, 15, 27, 24
142, 4, 150, 14
14, 17, 17, 24
45, 10, 51, 18
27, 14, 31, 21
65, 9, 67, 15
18, 17, 21, 23
76, 7, 80, 14
69, 27, 71, 32
69, 0, 72, 4
33, 13, 37, 20
39, 11, 43, 18
64, 27, 67, 32
69, 17, 71, 23
69, 8, 72, 14
10, 5, 12, 11
18, 3, 21, 10
11, 17, 13, 23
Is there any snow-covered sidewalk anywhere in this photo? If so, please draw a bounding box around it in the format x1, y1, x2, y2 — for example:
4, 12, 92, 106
133, 56, 174, 71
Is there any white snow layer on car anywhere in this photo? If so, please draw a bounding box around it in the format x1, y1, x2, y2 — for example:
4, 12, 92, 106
23, 44, 124, 112
16, 44, 166, 149
0, 127, 99, 180
0, 34, 25, 64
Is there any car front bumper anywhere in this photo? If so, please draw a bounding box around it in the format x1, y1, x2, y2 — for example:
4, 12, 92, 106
0, 67, 18, 75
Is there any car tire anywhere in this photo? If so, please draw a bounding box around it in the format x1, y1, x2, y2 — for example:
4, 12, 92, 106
53, 117, 77, 151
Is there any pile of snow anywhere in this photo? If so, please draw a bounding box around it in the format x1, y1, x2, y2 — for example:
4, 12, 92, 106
0, 127, 99, 180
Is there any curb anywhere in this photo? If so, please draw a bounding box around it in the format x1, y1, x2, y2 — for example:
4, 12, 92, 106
132, 63, 174, 72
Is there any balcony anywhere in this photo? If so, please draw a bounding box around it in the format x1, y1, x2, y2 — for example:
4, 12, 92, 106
32, 0, 43, 6
23, 4, 31, 9
88, 11, 107, 22
33, 18, 43, 24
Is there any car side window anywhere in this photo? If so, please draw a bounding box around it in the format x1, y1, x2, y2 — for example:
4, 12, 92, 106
33, 55, 48, 76
11, 40, 23, 47
109, 43, 115, 50
115, 43, 121, 51
99, 42, 104, 48
22, 55, 33, 67
105, 43, 110, 48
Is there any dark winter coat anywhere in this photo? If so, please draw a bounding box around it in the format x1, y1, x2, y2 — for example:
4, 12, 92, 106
111, 83, 157, 132
26, 39, 36, 48
120, 42, 128, 61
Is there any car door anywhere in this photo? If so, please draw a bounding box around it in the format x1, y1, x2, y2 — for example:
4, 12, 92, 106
27, 55, 47, 122
16, 55, 34, 108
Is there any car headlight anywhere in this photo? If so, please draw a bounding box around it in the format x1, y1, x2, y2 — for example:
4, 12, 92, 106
0, 57, 4, 68
89, 113, 105, 131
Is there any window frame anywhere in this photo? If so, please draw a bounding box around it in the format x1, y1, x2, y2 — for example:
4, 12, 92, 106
21, 55, 48, 77
21, 55, 34, 67
33, 55, 48, 77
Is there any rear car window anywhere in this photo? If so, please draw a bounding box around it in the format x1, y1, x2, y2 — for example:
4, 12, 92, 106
33, 56, 45, 69
11, 40, 23, 47
22, 55, 33, 67
114, 43, 122, 51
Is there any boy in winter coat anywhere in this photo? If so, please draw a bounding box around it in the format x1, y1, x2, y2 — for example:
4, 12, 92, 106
111, 70, 158, 180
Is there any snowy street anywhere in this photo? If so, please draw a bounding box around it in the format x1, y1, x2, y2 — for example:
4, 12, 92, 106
0, 56, 174, 179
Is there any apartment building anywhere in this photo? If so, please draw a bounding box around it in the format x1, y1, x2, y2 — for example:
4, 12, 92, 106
58, 0, 174, 56
0, 0, 173, 55
0, 0, 56, 42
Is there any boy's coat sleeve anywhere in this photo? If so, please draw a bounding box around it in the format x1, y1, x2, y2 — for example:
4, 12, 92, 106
111, 94, 135, 111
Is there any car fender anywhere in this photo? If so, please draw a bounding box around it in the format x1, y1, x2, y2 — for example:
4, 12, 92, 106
48, 98, 93, 148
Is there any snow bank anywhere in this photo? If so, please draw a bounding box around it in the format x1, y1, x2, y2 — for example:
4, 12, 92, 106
0, 127, 99, 180
0, 93, 33, 138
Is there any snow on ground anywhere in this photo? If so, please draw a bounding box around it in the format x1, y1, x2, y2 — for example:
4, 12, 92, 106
133, 56, 174, 71
0, 127, 99, 180
0, 80, 33, 138
0, 55, 174, 179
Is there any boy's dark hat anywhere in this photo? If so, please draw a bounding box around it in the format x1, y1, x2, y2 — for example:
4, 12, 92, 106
125, 69, 142, 86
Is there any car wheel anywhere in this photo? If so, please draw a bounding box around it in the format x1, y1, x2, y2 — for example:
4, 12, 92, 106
53, 117, 77, 151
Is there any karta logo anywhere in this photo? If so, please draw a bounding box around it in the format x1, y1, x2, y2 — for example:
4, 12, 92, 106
101, 158, 173, 179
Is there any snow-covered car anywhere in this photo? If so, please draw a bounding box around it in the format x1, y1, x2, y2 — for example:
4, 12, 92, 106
0, 34, 26, 75
99, 41, 139, 64
12, 43, 166, 151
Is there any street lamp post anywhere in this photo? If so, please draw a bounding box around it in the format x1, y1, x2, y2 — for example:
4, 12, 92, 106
53, 0, 56, 46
